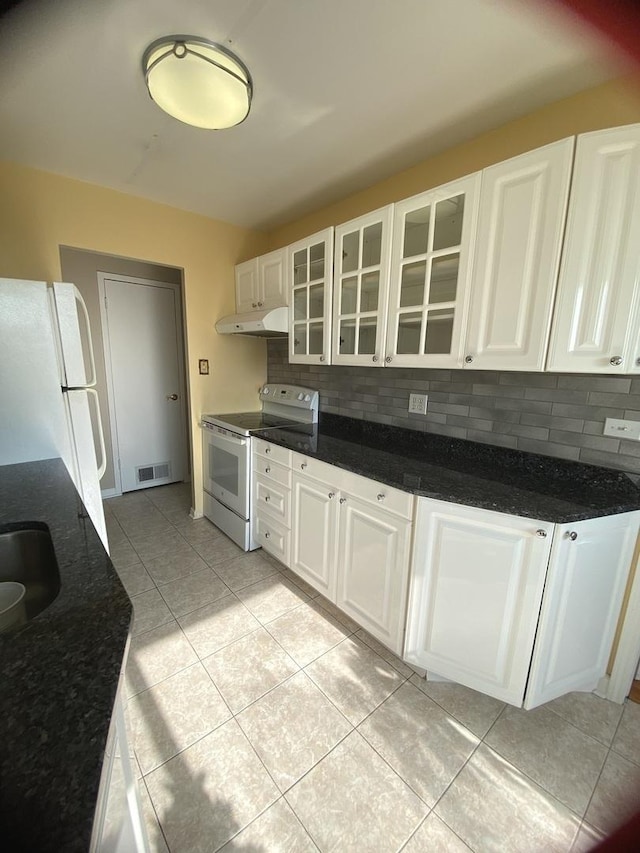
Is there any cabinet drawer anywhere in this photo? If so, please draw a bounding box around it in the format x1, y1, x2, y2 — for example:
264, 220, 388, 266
252, 438, 291, 466
291, 452, 337, 487
342, 469, 414, 520
251, 454, 292, 487
253, 473, 291, 526
254, 513, 290, 566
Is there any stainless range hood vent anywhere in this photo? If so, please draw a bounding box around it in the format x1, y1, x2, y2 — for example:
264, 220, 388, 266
215, 306, 288, 337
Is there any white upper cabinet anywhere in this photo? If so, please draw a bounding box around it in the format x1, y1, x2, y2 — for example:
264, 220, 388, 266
547, 124, 640, 373
385, 174, 481, 368
235, 248, 287, 313
464, 138, 574, 371
332, 206, 393, 366
288, 228, 334, 364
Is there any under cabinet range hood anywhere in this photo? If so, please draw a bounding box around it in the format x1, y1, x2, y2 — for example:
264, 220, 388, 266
215, 307, 288, 337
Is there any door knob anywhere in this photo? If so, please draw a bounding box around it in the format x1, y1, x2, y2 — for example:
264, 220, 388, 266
167, 394, 178, 401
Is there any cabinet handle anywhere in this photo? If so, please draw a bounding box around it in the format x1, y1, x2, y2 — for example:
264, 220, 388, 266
465, 355, 474, 364
385, 356, 392, 363
264, 531, 271, 539
536, 529, 548, 538
328, 492, 335, 499
610, 355, 623, 366
252, 302, 257, 308
372, 355, 379, 363
339, 497, 347, 504
257, 301, 263, 307
320, 355, 326, 362
265, 466, 271, 474
377, 493, 385, 502
301, 462, 307, 470
264, 495, 271, 502
265, 447, 271, 455
565, 531, 578, 541
294, 339, 300, 346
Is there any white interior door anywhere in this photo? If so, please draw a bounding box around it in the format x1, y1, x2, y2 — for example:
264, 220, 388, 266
100, 275, 186, 494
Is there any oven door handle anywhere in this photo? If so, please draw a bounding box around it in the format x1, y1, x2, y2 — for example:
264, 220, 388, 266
210, 430, 248, 448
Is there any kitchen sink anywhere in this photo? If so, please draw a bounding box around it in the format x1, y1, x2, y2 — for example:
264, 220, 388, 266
0, 522, 61, 627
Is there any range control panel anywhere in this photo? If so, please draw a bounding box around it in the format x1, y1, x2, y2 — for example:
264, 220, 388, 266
260, 384, 319, 422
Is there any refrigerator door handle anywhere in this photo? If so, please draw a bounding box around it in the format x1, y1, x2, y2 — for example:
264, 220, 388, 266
73, 286, 98, 388
86, 388, 107, 479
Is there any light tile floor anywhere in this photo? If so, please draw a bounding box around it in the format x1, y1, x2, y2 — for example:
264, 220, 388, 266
105, 483, 640, 853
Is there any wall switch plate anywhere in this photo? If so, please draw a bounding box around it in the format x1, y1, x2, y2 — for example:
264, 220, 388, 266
603, 418, 640, 440
408, 392, 428, 415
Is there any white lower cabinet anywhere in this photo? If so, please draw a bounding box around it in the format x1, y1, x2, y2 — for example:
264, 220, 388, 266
252, 443, 292, 565
290, 452, 414, 654
405, 498, 640, 708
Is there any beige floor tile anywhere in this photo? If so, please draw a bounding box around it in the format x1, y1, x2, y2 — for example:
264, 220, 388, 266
146, 719, 279, 853
219, 797, 316, 852
410, 674, 505, 738
158, 568, 230, 617
174, 517, 225, 543
570, 822, 605, 852
142, 550, 210, 585
113, 559, 156, 597
105, 518, 128, 546
131, 588, 174, 636
126, 620, 198, 696
435, 743, 580, 853
313, 595, 361, 632
611, 699, 640, 763
547, 692, 624, 747
214, 550, 281, 591
359, 682, 478, 807
266, 602, 349, 666
403, 813, 472, 852
137, 779, 170, 853
120, 514, 172, 539
236, 574, 309, 623
192, 535, 244, 568
237, 671, 352, 792
584, 750, 640, 836
178, 594, 260, 658
286, 730, 427, 851
355, 628, 414, 677
129, 662, 231, 775
109, 540, 141, 569
485, 704, 607, 816
203, 627, 299, 714
305, 636, 404, 725
131, 529, 195, 563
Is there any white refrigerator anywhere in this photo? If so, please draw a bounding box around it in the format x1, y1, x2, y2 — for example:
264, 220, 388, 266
0, 278, 109, 550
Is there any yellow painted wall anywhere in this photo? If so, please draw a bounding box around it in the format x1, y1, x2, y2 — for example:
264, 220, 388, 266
0, 161, 269, 515
268, 75, 640, 248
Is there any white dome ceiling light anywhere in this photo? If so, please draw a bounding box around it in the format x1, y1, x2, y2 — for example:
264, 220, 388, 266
142, 36, 252, 130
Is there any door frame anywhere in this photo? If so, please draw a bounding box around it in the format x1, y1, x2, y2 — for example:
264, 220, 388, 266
97, 272, 187, 497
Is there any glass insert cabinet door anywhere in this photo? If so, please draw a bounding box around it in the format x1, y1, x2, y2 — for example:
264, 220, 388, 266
332, 205, 394, 366
288, 228, 334, 364
385, 173, 481, 367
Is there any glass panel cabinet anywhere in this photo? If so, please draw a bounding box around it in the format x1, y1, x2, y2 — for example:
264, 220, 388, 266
332, 206, 394, 366
385, 174, 481, 367
288, 228, 334, 364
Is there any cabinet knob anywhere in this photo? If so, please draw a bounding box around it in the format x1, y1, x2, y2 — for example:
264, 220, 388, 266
536, 529, 548, 538
257, 301, 264, 308
377, 493, 385, 502
465, 355, 474, 364
610, 355, 623, 366
339, 497, 347, 504
301, 462, 307, 469
372, 355, 379, 363
636, 358, 640, 367
565, 531, 578, 541
320, 355, 326, 362
265, 466, 271, 474
264, 495, 271, 503
265, 447, 271, 455
385, 356, 392, 363
264, 531, 271, 539
252, 302, 257, 308
294, 339, 300, 346
328, 492, 335, 499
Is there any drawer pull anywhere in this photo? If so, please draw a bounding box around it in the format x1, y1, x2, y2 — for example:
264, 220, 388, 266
339, 497, 347, 504
377, 493, 385, 502
566, 531, 578, 541
610, 355, 623, 366
328, 492, 335, 499
264, 495, 271, 502
536, 529, 548, 538
264, 531, 271, 539
265, 466, 271, 474
265, 446, 271, 455
301, 462, 307, 470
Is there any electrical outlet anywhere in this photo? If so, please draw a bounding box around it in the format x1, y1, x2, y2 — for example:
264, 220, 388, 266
408, 393, 428, 415
603, 418, 640, 440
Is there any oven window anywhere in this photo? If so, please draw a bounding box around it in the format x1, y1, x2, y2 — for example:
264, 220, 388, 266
210, 445, 239, 496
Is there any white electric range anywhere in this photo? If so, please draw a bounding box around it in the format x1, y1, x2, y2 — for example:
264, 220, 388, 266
201, 384, 319, 550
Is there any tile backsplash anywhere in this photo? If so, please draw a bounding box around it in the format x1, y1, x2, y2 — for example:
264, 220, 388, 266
267, 339, 640, 477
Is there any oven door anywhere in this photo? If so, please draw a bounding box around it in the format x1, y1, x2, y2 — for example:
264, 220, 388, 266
202, 423, 250, 519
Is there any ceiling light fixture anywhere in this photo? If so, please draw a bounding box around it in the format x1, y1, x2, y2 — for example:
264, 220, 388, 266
142, 36, 252, 130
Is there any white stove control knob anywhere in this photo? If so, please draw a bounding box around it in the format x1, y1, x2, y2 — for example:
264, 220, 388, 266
297, 392, 304, 400
263, 387, 270, 395
304, 394, 311, 402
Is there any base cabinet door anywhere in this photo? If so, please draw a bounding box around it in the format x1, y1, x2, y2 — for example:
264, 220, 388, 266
336, 494, 412, 654
290, 472, 339, 598
405, 498, 552, 706
524, 510, 640, 709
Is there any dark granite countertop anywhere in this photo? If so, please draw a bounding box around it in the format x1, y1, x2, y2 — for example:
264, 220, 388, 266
254, 413, 640, 523
0, 458, 132, 853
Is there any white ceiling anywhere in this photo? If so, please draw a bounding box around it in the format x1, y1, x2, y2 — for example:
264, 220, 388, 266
0, 0, 624, 230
